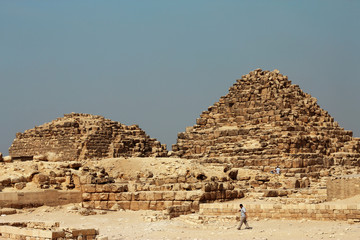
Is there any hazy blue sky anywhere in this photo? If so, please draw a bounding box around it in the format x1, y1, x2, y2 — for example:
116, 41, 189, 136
1, 1, 359, 155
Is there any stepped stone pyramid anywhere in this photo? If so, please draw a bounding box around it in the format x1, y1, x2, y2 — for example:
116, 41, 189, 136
172, 69, 360, 174
9, 113, 168, 161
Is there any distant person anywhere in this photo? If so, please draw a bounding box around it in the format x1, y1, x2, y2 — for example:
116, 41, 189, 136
237, 204, 251, 230
275, 166, 281, 175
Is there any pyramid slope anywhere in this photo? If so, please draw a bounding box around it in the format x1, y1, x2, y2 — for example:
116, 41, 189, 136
9, 113, 168, 161
172, 69, 360, 172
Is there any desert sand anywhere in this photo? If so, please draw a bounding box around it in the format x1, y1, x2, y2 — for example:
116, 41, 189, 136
1, 202, 359, 240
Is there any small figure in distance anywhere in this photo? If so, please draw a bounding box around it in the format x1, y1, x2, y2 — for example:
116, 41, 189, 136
275, 166, 281, 175
237, 204, 252, 230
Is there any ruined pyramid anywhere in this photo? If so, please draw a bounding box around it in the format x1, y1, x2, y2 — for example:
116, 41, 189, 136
172, 69, 360, 174
9, 113, 168, 161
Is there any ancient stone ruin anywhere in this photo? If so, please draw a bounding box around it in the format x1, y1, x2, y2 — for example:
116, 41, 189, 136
172, 69, 360, 174
2, 69, 360, 238
0, 222, 100, 240
9, 113, 168, 161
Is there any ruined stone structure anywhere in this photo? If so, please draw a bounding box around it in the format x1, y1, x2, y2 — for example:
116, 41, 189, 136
0, 222, 100, 240
9, 113, 168, 161
327, 175, 360, 201
81, 181, 243, 214
172, 69, 360, 174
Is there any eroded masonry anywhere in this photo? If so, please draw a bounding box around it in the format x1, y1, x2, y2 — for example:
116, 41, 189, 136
9, 113, 168, 161
172, 69, 360, 173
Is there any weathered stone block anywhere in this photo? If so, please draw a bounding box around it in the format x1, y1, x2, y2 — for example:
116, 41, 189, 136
82, 184, 96, 193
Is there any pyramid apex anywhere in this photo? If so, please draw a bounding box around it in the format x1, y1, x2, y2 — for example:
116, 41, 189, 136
272, 69, 280, 74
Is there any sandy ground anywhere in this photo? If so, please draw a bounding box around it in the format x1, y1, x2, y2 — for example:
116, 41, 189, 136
1, 204, 359, 240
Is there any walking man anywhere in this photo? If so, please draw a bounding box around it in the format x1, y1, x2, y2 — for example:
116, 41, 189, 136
237, 204, 251, 230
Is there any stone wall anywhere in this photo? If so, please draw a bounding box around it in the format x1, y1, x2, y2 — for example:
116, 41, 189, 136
81, 182, 243, 212
9, 113, 168, 161
199, 202, 360, 221
327, 175, 360, 201
0, 190, 81, 208
172, 69, 360, 172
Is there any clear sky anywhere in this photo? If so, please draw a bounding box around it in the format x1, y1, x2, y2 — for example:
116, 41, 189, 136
1, 1, 359, 155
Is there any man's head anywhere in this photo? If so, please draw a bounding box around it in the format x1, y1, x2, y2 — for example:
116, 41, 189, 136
240, 204, 243, 208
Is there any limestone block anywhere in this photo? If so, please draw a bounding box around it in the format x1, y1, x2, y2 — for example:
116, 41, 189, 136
284, 178, 300, 188
115, 193, 132, 201
108, 193, 116, 201
96, 184, 111, 193
151, 191, 162, 201
237, 175, 251, 181
94, 201, 102, 209
99, 193, 109, 201
163, 191, 175, 201
14, 182, 26, 190
73, 175, 81, 188
90, 193, 100, 201
82, 193, 91, 201
111, 184, 128, 193
300, 177, 310, 188
163, 201, 174, 208
174, 191, 187, 201
33, 174, 50, 185
263, 190, 278, 197
107, 201, 117, 210
82, 201, 95, 209
132, 192, 140, 201
82, 184, 96, 193
3, 155, 12, 162
100, 201, 108, 210
155, 201, 165, 210
130, 201, 140, 211
117, 201, 130, 210
138, 192, 149, 201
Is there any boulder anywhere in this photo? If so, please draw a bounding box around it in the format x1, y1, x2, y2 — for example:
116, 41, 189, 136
14, 182, 26, 190
284, 178, 300, 188
263, 190, 278, 197
3, 156, 12, 162
301, 177, 310, 188
33, 174, 50, 185
228, 169, 238, 180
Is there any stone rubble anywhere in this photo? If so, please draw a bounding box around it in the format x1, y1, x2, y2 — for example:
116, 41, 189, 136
9, 113, 168, 161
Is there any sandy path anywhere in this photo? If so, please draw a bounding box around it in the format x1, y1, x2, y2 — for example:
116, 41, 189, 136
1, 205, 359, 240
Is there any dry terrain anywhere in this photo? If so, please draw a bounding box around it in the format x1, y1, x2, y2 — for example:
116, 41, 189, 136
1, 203, 359, 240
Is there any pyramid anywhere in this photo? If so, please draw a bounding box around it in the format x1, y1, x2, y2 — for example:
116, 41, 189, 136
172, 69, 360, 174
9, 113, 168, 161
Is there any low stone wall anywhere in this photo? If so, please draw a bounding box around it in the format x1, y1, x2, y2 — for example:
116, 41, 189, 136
0, 222, 100, 240
327, 175, 360, 201
0, 190, 82, 208
199, 203, 360, 221
81, 183, 243, 211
